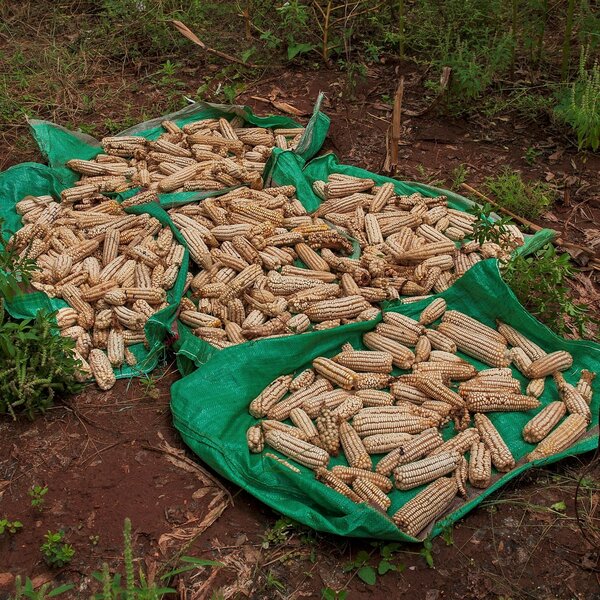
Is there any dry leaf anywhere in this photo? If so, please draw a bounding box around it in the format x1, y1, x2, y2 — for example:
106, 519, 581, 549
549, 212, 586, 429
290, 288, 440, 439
583, 229, 600, 249
542, 211, 560, 222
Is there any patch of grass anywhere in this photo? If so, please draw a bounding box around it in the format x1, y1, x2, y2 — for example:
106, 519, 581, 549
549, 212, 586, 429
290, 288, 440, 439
502, 243, 597, 337
484, 168, 554, 219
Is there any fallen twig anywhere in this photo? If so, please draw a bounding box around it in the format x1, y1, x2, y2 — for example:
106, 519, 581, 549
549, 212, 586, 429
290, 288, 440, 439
461, 182, 598, 265
383, 76, 404, 175
171, 20, 258, 68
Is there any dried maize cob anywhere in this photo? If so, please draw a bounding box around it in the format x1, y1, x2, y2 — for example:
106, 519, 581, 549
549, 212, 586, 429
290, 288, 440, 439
394, 451, 460, 490
315, 407, 341, 455
88, 349, 116, 391
528, 414, 588, 461
576, 370, 595, 404
522, 401, 567, 443
339, 421, 371, 470
469, 442, 492, 489
464, 392, 540, 413
362, 332, 415, 369
353, 477, 391, 511
474, 413, 515, 472
526, 351, 573, 379
268, 378, 333, 421
437, 322, 510, 367
355, 389, 394, 406
362, 432, 413, 454
333, 350, 393, 374
496, 321, 546, 360
248, 375, 293, 418
264, 430, 329, 469
315, 468, 363, 503
392, 477, 458, 537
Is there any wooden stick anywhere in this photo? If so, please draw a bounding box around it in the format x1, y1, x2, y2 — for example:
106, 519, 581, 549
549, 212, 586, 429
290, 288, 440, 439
461, 182, 598, 259
384, 77, 404, 175
171, 20, 258, 68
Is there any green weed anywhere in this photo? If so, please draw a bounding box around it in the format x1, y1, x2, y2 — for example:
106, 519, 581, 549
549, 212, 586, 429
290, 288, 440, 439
322, 588, 348, 600
451, 164, 469, 190
0, 518, 23, 535
11, 577, 73, 600
93, 518, 222, 599
40, 531, 75, 568
469, 202, 514, 246
555, 49, 600, 150
484, 168, 554, 219
29, 485, 48, 511
523, 146, 542, 165
502, 243, 596, 337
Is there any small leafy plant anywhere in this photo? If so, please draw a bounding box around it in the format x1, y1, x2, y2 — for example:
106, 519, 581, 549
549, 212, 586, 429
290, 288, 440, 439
469, 202, 514, 246
484, 168, 554, 219
12, 577, 73, 599
342, 544, 405, 586
0, 518, 23, 535
502, 243, 596, 337
40, 531, 75, 568
322, 588, 348, 600
30, 485, 48, 511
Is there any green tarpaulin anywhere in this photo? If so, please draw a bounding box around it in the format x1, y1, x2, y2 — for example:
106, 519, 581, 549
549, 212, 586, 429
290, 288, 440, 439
171, 259, 599, 541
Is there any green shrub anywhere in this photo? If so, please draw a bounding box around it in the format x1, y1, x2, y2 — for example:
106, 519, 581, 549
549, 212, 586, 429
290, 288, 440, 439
40, 531, 75, 568
484, 168, 554, 219
502, 244, 596, 337
1, 220, 83, 419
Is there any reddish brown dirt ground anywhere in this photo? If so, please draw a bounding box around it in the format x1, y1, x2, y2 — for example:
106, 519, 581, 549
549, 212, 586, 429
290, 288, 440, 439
1, 65, 599, 599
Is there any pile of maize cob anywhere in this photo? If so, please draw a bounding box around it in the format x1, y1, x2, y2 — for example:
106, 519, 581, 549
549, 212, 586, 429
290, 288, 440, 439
8, 117, 529, 389
64, 118, 304, 194
169, 173, 524, 349
246, 299, 594, 537
9, 192, 188, 390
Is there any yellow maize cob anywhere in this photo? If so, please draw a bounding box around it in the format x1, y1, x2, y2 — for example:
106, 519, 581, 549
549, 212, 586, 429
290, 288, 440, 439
392, 477, 458, 537
315, 468, 363, 503
474, 413, 515, 472
528, 414, 588, 461
88, 349, 116, 390
468, 442, 492, 489
496, 321, 546, 360
394, 450, 460, 490
264, 430, 329, 469
339, 421, 371, 470
525, 351, 573, 379
522, 401, 567, 443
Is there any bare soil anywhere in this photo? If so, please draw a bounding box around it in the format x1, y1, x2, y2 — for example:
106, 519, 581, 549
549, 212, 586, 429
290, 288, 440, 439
1, 57, 599, 600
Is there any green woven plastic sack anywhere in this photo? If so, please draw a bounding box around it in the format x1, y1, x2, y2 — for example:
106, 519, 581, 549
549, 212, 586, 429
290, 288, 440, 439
170, 259, 599, 542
